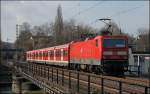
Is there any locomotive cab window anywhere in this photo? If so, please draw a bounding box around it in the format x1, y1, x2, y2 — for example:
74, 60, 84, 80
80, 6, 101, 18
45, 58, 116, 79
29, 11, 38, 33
103, 39, 126, 48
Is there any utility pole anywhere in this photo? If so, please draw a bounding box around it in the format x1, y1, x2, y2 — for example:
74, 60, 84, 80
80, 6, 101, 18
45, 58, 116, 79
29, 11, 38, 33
16, 24, 19, 61
0, 30, 2, 63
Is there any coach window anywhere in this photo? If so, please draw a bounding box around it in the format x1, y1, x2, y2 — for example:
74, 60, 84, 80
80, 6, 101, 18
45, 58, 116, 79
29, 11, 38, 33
30, 53, 31, 59
48, 51, 50, 57
34, 53, 35, 58
56, 50, 58, 56
46, 52, 48, 57
33, 53, 34, 59
43, 52, 45, 57
45, 52, 47, 57
56, 50, 60, 57
29, 53, 31, 59
49, 51, 52, 57
40, 52, 43, 57
63, 50, 68, 56
57, 50, 59, 56
33, 54, 34, 59
51, 51, 54, 57
59, 50, 61, 56
36, 53, 38, 58
39, 52, 41, 57
39, 53, 40, 57
43, 51, 45, 57
96, 39, 98, 47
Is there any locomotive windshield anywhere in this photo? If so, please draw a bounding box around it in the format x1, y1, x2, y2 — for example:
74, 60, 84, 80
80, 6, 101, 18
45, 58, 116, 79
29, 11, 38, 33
103, 39, 126, 48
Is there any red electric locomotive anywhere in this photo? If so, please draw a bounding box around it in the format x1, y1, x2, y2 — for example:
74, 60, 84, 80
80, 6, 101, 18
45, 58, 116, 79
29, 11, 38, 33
70, 35, 128, 76
26, 35, 128, 76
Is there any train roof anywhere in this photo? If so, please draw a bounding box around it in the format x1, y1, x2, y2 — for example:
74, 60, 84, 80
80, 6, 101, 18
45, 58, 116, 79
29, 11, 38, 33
26, 35, 128, 53
95, 35, 128, 39
26, 43, 69, 53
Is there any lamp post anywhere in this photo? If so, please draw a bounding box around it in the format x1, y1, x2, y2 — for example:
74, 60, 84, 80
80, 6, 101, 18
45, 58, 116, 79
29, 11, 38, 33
0, 30, 2, 63
30, 36, 34, 50
6, 38, 11, 63
74, 25, 79, 40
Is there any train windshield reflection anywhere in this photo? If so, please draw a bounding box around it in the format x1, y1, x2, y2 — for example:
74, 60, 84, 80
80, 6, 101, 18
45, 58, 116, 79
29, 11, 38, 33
103, 39, 126, 48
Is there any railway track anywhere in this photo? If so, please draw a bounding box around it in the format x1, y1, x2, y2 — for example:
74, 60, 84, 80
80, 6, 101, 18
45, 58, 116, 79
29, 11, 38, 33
15, 63, 150, 94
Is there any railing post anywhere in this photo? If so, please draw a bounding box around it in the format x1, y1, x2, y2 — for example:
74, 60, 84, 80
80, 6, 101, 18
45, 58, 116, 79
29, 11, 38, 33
48, 67, 49, 80
119, 81, 122, 94
28, 64, 30, 74
43, 66, 46, 78
77, 71, 79, 92
41, 66, 43, 77
52, 67, 53, 82
27, 64, 29, 74
145, 87, 148, 94
30, 64, 31, 73
57, 68, 58, 84
39, 65, 40, 75
32, 64, 34, 75
37, 65, 38, 75
33, 64, 35, 75
62, 69, 64, 86
29, 63, 31, 74
138, 65, 141, 77
43, 65, 45, 77
37, 65, 39, 75
101, 78, 104, 94
34, 64, 35, 74
42, 66, 44, 77
69, 71, 71, 89
40, 66, 42, 77
88, 75, 90, 94
31, 64, 32, 74
36, 64, 37, 75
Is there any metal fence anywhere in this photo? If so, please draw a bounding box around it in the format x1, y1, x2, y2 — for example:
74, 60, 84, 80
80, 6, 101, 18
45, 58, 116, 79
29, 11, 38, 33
14, 63, 150, 94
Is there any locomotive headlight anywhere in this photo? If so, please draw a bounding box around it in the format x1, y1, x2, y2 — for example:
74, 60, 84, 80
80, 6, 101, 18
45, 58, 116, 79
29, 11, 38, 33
103, 51, 113, 55
117, 51, 127, 55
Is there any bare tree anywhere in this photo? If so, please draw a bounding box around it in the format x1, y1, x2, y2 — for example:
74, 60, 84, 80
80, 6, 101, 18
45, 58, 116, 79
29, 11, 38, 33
14, 22, 33, 60
135, 28, 150, 52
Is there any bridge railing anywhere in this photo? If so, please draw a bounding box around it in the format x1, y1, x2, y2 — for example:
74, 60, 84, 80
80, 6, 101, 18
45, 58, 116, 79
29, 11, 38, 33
14, 62, 150, 94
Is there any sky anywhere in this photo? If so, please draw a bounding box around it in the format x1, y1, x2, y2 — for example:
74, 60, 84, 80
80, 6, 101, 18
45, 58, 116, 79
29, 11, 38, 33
1, 1, 149, 43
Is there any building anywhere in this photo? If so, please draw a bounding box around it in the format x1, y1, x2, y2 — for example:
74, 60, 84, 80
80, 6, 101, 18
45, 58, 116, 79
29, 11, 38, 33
129, 48, 150, 77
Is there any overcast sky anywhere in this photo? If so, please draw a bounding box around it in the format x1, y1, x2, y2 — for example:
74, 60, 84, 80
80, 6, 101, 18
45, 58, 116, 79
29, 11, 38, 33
1, 1, 149, 43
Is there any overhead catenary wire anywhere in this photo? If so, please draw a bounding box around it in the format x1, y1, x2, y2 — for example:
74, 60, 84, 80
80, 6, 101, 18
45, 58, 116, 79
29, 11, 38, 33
69, 1, 105, 19
109, 5, 146, 18
88, 4, 146, 27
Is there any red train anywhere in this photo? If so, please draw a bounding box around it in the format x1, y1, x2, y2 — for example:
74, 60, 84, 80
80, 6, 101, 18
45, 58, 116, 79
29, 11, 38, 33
26, 35, 128, 76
